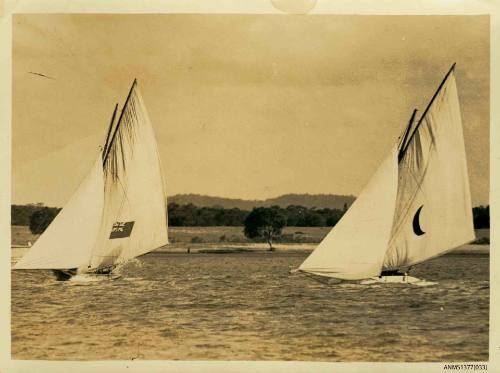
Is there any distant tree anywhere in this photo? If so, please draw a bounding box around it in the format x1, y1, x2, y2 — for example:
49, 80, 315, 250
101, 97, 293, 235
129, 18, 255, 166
473, 205, 489, 229
167, 202, 248, 226
162, 202, 489, 229
284, 205, 307, 226
12, 205, 37, 226
303, 212, 323, 226
29, 207, 60, 234
244, 207, 286, 251
326, 215, 340, 226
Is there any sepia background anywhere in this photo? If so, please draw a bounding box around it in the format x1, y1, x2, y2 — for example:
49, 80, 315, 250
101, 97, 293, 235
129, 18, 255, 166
12, 14, 489, 207
5, 10, 494, 370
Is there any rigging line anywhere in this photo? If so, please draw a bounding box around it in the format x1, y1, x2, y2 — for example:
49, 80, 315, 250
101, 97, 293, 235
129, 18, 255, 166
103, 79, 138, 165
149, 111, 169, 211
112, 174, 132, 225
105, 120, 136, 262
401, 63, 456, 156
398, 109, 418, 162
113, 113, 135, 212
102, 103, 119, 162
104, 100, 137, 181
92, 168, 131, 263
388, 137, 435, 246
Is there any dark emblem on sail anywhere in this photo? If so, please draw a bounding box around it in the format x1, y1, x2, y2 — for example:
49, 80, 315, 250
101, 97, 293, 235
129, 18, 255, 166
412, 205, 425, 236
109, 221, 135, 239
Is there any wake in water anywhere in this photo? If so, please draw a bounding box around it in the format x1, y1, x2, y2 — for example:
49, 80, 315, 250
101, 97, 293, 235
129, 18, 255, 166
69, 274, 107, 283
113, 257, 144, 276
68, 258, 145, 283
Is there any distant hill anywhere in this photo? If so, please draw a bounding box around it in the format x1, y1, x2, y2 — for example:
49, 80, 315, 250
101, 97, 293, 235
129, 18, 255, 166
168, 193, 356, 210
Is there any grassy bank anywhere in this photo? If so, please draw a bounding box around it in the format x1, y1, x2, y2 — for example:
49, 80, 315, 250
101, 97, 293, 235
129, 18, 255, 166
10, 225, 332, 247
11, 225, 490, 247
11, 225, 489, 259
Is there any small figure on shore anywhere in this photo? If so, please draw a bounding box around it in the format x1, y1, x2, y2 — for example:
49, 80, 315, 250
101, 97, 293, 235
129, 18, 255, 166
187, 247, 191, 254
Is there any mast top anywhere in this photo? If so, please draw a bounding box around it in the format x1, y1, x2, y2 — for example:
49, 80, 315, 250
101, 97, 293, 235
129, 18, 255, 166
102, 79, 139, 164
399, 63, 456, 157
416, 62, 456, 126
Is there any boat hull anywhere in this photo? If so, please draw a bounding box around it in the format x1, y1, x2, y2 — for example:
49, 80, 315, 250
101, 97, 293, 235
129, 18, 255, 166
52, 269, 77, 281
360, 275, 437, 286
360, 275, 419, 284
52, 265, 118, 281
293, 269, 436, 286
87, 265, 115, 275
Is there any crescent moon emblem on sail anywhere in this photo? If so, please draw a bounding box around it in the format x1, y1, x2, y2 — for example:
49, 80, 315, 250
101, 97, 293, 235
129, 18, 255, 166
412, 205, 425, 236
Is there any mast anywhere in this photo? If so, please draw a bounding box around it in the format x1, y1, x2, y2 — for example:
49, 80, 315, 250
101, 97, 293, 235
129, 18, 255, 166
398, 109, 418, 162
102, 78, 138, 165
102, 103, 118, 162
400, 63, 456, 155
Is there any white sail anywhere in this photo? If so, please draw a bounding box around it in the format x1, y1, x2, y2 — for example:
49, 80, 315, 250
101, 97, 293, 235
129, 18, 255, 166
14, 157, 104, 269
298, 65, 473, 280
383, 70, 474, 269
15, 80, 168, 273
88, 81, 168, 270
298, 146, 399, 280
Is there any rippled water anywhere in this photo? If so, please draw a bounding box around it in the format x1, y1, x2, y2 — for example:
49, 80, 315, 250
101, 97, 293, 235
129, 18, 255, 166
11, 252, 489, 361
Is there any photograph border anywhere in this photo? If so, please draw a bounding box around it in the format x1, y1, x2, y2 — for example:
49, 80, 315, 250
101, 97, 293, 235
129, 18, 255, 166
1, 1, 498, 372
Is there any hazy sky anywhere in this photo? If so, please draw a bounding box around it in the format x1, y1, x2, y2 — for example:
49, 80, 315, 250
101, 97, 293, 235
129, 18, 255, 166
12, 14, 489, 207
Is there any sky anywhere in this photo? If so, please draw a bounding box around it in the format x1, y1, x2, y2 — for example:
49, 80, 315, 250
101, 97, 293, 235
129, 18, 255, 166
12, 14, 489, 207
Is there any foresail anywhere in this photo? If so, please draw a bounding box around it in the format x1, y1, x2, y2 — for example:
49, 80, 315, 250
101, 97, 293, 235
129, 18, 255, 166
14, 158, 104, 270
89, 81, 168, 269
383, 69, 474, 269
298, 146, 399, 280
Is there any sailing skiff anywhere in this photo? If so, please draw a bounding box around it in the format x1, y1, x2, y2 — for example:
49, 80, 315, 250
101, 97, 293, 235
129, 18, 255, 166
295, 64, 475, 285
14, 80, 169, 280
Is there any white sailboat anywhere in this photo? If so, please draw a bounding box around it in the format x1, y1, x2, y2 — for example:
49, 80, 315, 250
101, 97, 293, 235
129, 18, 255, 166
14, 80, 169, 280
295, 64, 475, 285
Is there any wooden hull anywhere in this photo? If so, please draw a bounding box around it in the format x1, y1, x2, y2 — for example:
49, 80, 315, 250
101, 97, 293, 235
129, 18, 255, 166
52, 269, 77, 281
293, 269, 436, 286
360, 275, 437, 286
52, 265, 116, 281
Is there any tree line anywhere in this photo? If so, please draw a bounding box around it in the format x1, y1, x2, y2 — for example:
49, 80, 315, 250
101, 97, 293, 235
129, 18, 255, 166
167, 202, 347, 227
10, 203, 490, 235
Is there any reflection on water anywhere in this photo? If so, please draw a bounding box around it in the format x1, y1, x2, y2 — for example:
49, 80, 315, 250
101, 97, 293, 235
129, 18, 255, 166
12, 252, 489, 361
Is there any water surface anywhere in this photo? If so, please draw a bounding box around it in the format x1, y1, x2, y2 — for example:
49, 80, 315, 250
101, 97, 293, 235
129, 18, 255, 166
12, 252, 489, 361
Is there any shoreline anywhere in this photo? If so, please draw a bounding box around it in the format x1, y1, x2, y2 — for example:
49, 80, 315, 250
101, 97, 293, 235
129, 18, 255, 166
11, 243, 489, 261
158, 243, 490, 255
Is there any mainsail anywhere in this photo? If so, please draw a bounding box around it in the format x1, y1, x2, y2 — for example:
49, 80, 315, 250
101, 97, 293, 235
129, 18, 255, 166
383, 66, 474, 269
89, 80, 168, 270
298, 64, 474, 280
14, 80, 168, 272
